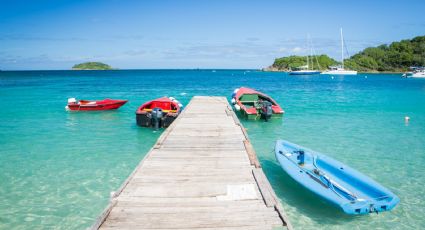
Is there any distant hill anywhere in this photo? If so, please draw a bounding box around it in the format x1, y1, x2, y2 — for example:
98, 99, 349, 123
265, 35, 425, 72
72, 62, 113, 70
265, 55, 338, 71
345, 35, 425, 72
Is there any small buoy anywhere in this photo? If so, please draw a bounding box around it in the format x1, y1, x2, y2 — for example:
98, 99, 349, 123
405, 116, 410, 123
331, 76, 334, 79
231, 98, 236, 104
234, 104, 241, 111
178, 103, 183, 107
365, 76, 368, 79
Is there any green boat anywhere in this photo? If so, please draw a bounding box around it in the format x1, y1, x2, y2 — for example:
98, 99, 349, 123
231, 87, 284, 120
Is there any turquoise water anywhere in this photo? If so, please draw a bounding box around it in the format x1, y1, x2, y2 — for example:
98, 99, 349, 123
0, 70, 424, 229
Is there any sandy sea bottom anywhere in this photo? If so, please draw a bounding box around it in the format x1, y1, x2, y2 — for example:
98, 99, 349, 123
0, 70, 424, 229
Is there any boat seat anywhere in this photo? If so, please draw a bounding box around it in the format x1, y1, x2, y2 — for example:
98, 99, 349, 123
239, 94, 259, 103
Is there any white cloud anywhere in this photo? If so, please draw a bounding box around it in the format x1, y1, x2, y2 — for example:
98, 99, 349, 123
291, 47, 303, 53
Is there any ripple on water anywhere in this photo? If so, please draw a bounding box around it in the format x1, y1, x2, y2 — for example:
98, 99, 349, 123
0, 71, 424, 229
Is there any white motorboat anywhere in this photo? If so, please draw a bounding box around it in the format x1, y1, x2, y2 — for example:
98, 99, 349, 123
406, 67, 425, 78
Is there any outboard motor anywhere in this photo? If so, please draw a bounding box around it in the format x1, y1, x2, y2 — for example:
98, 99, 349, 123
260, 101, 273, 121
151, 108, 163, 130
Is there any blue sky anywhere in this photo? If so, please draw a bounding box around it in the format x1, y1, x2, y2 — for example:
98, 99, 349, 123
0, 0, 424, 70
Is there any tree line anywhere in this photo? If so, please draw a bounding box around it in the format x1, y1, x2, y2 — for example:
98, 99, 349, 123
271, 35, 425, 72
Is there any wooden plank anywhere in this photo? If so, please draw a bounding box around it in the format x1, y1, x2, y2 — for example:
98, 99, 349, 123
253, 168, 293, 230
244, 140, 261, 168
100, 226, 278, 230
90, 199, 117, 230
106, 209, 280, 219
130, 175, 254, 184
136, 167, 253, 176
114, 198, 266, 207
142, 160, 250, 168
252, 168, 277, 208
109, 205, 275, 214
92, 96, 291, 230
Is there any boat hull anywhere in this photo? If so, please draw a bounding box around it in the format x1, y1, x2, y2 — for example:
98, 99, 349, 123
238, 109, 283, 120
136, 111, 177, 128
275, 140, 399, 214
289, 70, 321, 75
321, 70, 358, 75
66, 99, 127, 111
409, 73, 425, 78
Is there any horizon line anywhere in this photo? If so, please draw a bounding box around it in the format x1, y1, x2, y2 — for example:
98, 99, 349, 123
0, 68, 262, 72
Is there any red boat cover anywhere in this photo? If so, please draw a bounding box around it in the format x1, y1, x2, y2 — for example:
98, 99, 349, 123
136, 97, 181, 114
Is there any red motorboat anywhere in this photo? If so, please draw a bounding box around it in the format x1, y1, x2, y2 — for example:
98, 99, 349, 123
231, 87, 284, 121
136, 97, 183, 128
65, 98, 127, 111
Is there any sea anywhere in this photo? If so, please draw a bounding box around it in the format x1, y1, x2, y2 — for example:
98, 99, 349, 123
0, 70, 424, 229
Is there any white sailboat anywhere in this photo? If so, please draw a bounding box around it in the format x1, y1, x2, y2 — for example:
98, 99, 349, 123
289, 35, 321, 75
321, 28, 357, 75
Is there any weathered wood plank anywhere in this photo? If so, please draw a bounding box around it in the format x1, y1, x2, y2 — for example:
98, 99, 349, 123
244, 140, 261, 168
252, 168, 277, 208
136, 168, 255, 176
114, 198, 266, 207
100, 227, 278, 230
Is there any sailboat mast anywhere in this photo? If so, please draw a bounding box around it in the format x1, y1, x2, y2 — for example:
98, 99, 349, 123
309, 34, 313, 70
306, 35, 309, 70
340, 28, 344, 69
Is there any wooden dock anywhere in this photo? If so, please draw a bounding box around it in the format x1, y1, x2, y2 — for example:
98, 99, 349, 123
91, 96, 292, 230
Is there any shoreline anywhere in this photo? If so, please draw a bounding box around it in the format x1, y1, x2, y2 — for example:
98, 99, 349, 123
0, 68, 259, 72
0, 69, 404, 74
261, 69, 404, 74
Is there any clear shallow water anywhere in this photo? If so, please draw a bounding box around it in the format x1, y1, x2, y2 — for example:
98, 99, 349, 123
0, 70, 424, 229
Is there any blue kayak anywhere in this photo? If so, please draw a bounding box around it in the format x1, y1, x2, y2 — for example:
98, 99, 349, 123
275, 140, 399, 214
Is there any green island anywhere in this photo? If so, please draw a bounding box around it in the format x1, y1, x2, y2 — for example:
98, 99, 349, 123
268, 55, 338, 71
72, 62, 113, 70
266, 35, 425, 72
